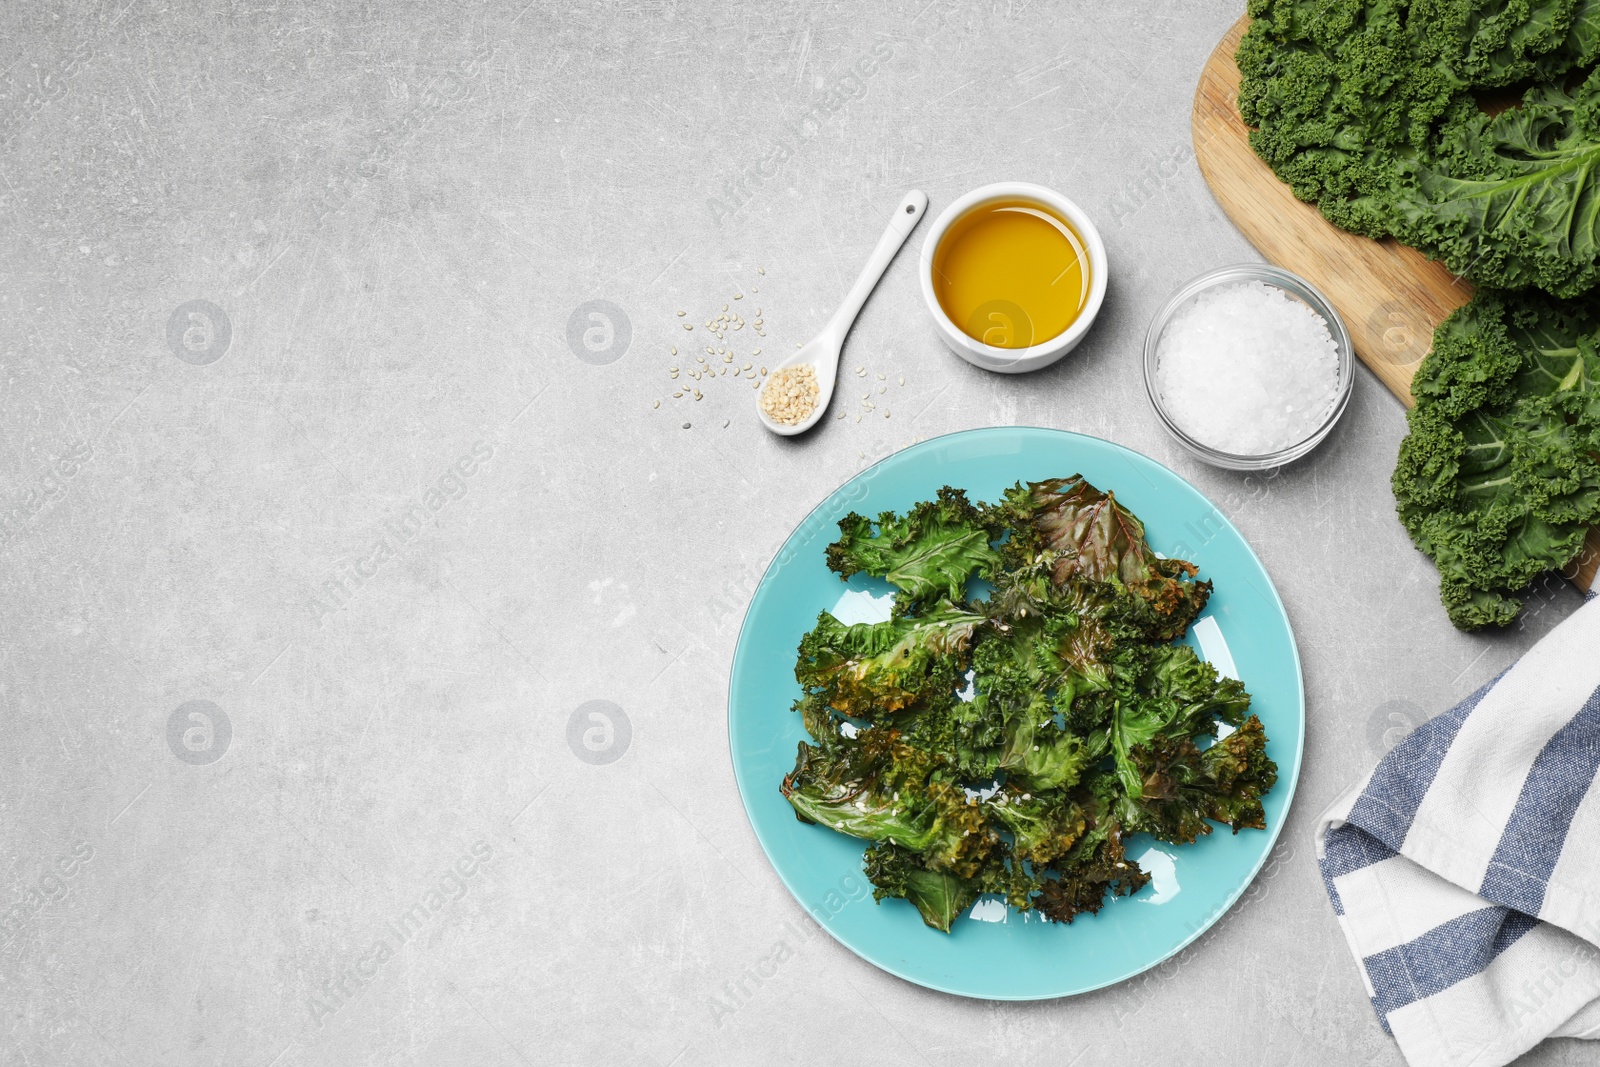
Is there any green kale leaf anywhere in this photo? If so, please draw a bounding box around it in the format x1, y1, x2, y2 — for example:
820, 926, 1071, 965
1394, 292, 1600, 627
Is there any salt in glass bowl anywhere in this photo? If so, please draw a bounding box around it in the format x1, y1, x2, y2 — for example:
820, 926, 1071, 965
1142, 264, 1354, 471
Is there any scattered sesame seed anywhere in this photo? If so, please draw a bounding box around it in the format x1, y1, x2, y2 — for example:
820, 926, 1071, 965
898, 376, 904, 386
653, 400, 660, 409
683, 323, 693, 330
752, 348, 761, 355
756, 266, 765, 275
676, 310, 686, 317
682, 422, 691, 429
879, 385, 886, 394
884, 410, 891, 418
734, 293, 743, 299
721, 304, 728, 311
670, 345, 677, 355
876, 373, 886, 380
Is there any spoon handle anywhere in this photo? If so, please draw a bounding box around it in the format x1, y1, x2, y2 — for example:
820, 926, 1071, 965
823, 189, 928, 345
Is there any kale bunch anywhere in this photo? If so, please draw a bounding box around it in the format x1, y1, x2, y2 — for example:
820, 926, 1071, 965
1394, 294, 1600, 627
1239, 0, 1600, 627
1237, 0, 1600, 296
780, 479, 1277, 933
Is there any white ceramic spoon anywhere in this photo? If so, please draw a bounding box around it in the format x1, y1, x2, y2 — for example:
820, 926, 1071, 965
756, 189, 928, 436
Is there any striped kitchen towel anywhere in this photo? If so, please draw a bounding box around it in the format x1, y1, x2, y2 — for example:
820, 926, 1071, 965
1317, 593, 1600, 1067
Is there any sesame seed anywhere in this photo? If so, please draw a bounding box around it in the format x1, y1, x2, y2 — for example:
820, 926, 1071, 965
733, 293, 743, 299
721, 304, 728, 311
670, 345, 677, 355
756, 266, 765, 275
759, 363, 821, 425
652, 400, 660, 409
898, 376, 904, 386
683, 323, 693, 330
876, 373, 886, 380
676, 310, 686, 317
682, 422, 691, 429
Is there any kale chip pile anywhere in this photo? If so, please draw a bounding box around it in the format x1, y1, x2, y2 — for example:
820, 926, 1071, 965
1238, 0, 1600, 627
779, 479, 1277, 933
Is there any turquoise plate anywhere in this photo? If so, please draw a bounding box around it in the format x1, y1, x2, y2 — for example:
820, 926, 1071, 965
727, 427, 1304, 999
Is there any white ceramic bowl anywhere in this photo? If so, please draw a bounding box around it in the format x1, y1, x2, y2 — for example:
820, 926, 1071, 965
918, 182, 1109, 374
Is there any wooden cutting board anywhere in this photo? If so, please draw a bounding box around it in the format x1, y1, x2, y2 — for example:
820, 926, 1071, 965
1192, 15, 1600, 594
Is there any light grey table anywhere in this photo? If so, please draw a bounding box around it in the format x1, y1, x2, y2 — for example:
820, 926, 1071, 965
1, 2, 1587, 1064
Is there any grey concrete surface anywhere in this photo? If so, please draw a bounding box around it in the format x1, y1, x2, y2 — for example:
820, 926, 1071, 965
0, 2, 1589, 1065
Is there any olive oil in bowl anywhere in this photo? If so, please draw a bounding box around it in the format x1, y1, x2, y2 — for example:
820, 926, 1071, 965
930, 198, 1093, 349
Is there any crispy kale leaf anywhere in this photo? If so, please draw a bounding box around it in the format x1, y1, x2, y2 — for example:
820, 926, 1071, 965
794, 602, 984, 720
862, 842, 985, 933
826, 487, 1001, 612
992, 476, 1212, 640
1114, 717, 1279, 846
1393, 292, 1600, 628
781, 478, 1276, 932
782, 729, 999, 878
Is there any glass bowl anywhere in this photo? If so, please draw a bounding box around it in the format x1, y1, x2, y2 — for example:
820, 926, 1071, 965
1142, 264, 1354, 471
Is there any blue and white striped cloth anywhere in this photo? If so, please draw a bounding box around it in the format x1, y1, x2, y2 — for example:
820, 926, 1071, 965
1317, 593, 1600, 1067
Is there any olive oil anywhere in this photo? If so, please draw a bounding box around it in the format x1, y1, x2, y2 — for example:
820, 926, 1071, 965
931, 198, 1092, 349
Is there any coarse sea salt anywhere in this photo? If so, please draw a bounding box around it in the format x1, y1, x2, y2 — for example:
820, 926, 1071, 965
1155, 280, 1340, 456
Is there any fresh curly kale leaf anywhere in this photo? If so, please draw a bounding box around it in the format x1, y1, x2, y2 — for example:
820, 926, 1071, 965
826, 487, 1001, 612
1394, 292, 1600, 628
1394, 73, 1600, 296
1238, 0, 1600, 290
794, 602, 984, 719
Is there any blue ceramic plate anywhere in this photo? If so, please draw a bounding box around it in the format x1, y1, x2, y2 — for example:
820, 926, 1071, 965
727, 427, 1304, 1000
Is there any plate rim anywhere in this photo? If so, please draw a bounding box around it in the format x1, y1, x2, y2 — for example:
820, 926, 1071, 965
726, 425, 1306, 1000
